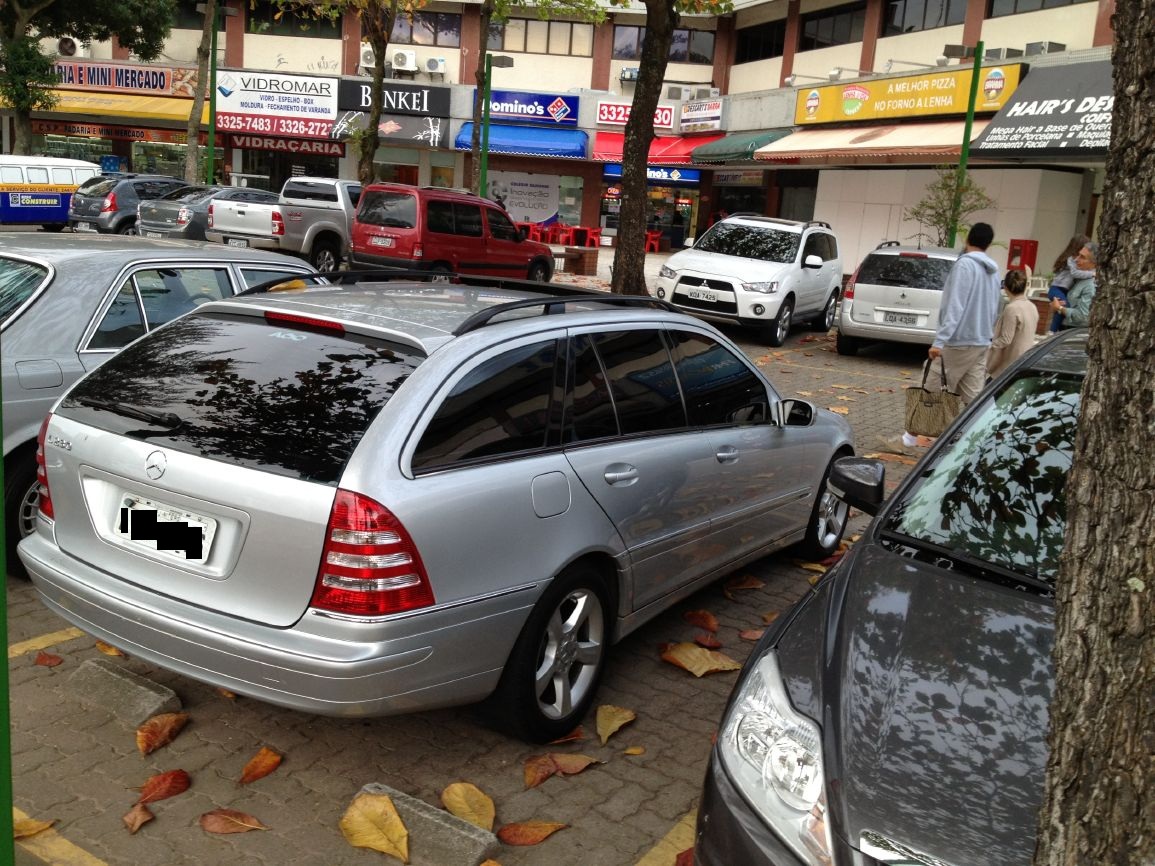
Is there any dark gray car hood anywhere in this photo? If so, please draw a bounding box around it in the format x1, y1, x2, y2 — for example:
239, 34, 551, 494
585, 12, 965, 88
824, 544, 1053, 866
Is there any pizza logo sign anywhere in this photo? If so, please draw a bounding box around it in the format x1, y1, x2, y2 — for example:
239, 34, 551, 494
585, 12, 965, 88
841, 85, 870, 116
547, 97, 570, 122
983, 69, 1006, 101
805, 89, 821, 116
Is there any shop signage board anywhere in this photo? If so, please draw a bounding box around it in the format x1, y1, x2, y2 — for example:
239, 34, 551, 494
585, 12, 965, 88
336, 79, 451, 116
713, 169, 764, 186
680, 100, 723, 133
484, 90, 580, 126
330, 112, 446, 147
32, 120, 204, 144
603, 164, 701, 184
794, 64, 1024, 125
230, 135, 346, 156
215, 70, 339, 139
53, 60, 197, 97
596, 101, 676, 130
971, 60, 1111, 158
487, 170, 561, 223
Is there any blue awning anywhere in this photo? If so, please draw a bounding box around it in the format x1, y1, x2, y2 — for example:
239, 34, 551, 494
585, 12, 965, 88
454, 122, 588, 159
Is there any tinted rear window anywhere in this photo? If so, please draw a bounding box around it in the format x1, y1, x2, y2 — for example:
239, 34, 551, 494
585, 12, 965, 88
0, 257, 50, 326
857, 253, 955, 291
59, 313, 425, 485
77, 177, 117, 197
358, 191, 417, 228
695, 223, 800, 263
160, 185, 215, 203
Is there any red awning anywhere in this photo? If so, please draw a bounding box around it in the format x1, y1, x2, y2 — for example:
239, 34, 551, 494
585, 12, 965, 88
593, 131, 725, 165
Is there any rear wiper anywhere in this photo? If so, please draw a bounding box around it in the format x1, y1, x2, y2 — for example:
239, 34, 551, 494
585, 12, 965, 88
74, 396, 183, 429
878, 527, 1053, 596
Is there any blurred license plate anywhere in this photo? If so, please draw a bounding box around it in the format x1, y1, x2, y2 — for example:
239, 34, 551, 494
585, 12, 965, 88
115, 494, 217, 563
884, 312, 918, 326
227, 238, 249, 248
74, 221, 92, 231
144, 231, 164, 239
369, 236, 395, 248
687, 288, 717, 303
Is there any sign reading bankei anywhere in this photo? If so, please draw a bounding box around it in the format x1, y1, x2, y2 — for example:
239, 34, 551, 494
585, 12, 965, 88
596, 101, 675, 129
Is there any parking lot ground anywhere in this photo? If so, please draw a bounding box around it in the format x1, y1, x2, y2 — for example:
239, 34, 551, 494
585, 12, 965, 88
8, 320, 927, 866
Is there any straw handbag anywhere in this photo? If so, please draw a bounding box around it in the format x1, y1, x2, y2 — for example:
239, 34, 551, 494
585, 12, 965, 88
904, 360, 961, 438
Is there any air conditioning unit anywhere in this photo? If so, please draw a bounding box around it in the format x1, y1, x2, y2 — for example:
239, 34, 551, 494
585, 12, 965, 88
985, 47, 1024, 60
619, 67, 640, 82
425, 57, 446, 74
693, 86, 721, 100
360, 46, 376, 67
392, 49, 418, 72
1025, 41, 1066, 56
666, 85, 693, 101
56, 36, 89, 58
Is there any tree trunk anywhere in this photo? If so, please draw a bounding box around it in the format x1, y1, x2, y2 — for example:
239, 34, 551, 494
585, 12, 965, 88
469, 0, 495, 196
356, 4, 398, 186
11, 114, 34, 156
184, 0, 215, 183
610, 0, 675, 296
1033, 4, 1155, 865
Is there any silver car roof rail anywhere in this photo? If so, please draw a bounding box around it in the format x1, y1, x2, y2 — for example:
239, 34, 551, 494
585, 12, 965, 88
239, 269, 610, 300
453, 294, 678, 336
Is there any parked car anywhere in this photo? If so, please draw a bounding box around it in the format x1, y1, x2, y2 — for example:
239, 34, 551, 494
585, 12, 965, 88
67, 174, 187, 235
693, 329, 1087, 866
138, 185, 280, 242
20, 274, 853, 742
1, 233, 316, 571
653, 215, 843, 347
836, 241, 961, 356
349, 183, 556, 282
204, 177, 361, 272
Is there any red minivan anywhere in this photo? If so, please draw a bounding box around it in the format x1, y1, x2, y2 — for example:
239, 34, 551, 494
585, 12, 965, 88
350, 183, 555, 281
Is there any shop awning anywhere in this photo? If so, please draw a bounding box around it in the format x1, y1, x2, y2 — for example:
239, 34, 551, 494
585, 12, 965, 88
691, 129, 792, 164
45, 91, 207, 124
593, 131, 725, 165
454, 122, 588, 159
971, 60, 1111, 160
754, 120, 989, 164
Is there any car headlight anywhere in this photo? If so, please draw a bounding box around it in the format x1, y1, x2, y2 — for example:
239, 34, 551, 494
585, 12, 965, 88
719, 651, 832, 865
742, 280, 779, 294
659, 265, 677, 280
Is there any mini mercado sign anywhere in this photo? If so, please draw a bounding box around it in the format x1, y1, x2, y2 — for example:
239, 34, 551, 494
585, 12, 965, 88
53, 60, 198, 97
32, 120, 205, 144
794, 64, 1024, 125
483, 90, 580, 126
602, 164, 701, 184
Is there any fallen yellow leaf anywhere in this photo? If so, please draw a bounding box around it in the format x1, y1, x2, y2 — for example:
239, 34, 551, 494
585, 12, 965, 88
551, 753, 599, 776
14, 817, 54, 839
497, 821, 567, 846
762, 611, 780, 625
441, 782, 495, 832
135, 712, 189, 756
660, 642, 742, 677
239, 746, 282, 785
94, 640, 126, 657
596, 705, 637, 745
623, 746, 645, 756
795, 390, 814, 397
794, 561, 828, 574
339, 792, 409, 863
828, 406, 850, 415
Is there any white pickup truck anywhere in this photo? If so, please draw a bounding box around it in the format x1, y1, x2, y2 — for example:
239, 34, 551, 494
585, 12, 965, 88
205, 177, 361, 272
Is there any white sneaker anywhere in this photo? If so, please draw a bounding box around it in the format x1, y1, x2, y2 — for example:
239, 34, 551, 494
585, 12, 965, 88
901, 432, 919, 447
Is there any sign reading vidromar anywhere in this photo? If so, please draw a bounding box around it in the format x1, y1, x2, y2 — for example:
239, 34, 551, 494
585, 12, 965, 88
215, 70, 338, 139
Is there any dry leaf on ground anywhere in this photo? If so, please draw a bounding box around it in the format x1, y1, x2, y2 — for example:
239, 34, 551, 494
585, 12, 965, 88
34, 651, 62, 668
94, 640, 126, 657
136, 713, 189, 756
828, 406, 850, 415
340, 792, 409, 863
762, 611, 781, 625
216, 688, 236, 700
239, 747, 282, 784
497, 821, 567, 846
794, 561, 828, 574
441, 782, 495, 831
623, 746, 645, 756
547, 726, 585, 744
661, 642, 742, 677
693, 632, 723, 649
723, 575, 764, 601
682, 609, 718, 633
675, 848, 696, 866
740, 628, 766, 641
200, 809, 269, 834
524, 754, 558, 789
14, 817, 55, 839
597, 705, 637, 745
550, 754, 598, 776
136, 769, 191, 804
121, 804, 153, 835
795, 390, 814, 397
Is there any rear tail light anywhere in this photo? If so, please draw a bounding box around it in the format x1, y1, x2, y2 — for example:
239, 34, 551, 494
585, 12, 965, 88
899, 251, 928, 258
413, 242, 423, 259
35, 415, 54, 520
101, 192, 117, 213
177, 206, 192, 226
272, 212, 285, 236
844, 263, 862, 300
264, 310, 345, 335
207, 203, 214, 228
311, 490, 434, 616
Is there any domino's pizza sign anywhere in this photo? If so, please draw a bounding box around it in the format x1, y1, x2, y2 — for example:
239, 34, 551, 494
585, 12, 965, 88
486, 89, 580, 126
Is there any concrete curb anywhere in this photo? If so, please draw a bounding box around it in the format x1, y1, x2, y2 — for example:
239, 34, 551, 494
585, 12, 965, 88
67, 657, 182, 726
357, 782, 501, 866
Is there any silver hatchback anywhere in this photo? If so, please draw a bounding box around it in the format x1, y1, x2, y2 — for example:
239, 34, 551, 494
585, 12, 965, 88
20, 275, 854, 742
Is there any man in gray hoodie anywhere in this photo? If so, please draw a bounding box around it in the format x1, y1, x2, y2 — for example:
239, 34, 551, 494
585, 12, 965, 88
927, 222, 1001, 406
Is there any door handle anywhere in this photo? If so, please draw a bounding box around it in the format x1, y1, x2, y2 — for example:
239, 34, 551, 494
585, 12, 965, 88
715, 445, 739, 464
604, 463, 639, 486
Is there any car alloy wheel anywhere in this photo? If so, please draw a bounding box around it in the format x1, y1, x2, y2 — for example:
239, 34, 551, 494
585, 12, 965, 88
800, 457, 851, 559
766, 298, 794, 347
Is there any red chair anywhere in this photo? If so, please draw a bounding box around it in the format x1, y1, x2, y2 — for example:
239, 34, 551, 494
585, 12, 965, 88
527, 224, 545, 243
555, 226, 576, 245
644, 229, 663, 253
582, 226, 602, 248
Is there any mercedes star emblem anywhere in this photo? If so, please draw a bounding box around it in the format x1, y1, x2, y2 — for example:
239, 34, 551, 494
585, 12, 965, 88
145, 451, 167, 480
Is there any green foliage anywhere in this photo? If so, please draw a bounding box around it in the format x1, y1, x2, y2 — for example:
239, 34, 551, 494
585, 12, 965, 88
2, 0, 176, 60
0, 35, 59, 115
905, 165, 996, 248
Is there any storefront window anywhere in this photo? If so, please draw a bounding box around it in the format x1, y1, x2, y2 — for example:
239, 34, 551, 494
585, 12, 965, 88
36, 134, 115, 163
558, 175, 583, 225
131, 142, 222, 179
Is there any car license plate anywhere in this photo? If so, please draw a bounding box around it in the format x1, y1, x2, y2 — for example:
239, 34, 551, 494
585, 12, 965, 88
369, 235, 395, 248
686, 288, 717, 303
74, 221, 92, 232
115, 494, 217, 563
144, 231, 164, 239
884, 311, 919, 326
227, 238, 249, 248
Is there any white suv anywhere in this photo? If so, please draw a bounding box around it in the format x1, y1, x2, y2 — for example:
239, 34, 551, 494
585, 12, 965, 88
653, 215, 843, 346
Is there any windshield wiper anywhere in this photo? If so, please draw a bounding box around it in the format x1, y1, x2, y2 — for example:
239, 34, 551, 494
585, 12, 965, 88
74, 396, 183, 430
878, 527, 1053, 595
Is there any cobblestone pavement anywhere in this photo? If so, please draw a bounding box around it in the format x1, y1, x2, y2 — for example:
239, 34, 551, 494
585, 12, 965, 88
8, 254, 933, 866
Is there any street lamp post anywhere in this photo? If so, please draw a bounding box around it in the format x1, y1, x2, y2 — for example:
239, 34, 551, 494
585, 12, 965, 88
197, 3, 237, 185
946, 40, 985, 247
478, 54, 513, 201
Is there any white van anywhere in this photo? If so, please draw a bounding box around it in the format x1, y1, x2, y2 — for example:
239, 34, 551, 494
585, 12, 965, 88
0, 155, 102, 230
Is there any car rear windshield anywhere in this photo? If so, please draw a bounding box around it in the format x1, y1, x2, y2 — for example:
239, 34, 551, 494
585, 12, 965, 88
0, 257, 50, 326
159, 185, 214, 203
882, 369, 1082, 587
358, 191, 417, 229
76, 177, 117, 197
857, 253, 955, 291
58, 312, 425, 485
695, 223, 800, 263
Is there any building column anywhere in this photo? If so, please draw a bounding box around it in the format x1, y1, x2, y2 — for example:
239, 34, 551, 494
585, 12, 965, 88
859, 0, 885, 73
1093, 0, 1115, 46
460, 6, 481, 87
111, 36, 130, 60
224, 1, 245, 69
780, 0, 801, 87
341, 10, 362, 75
961, 0, 986, 50
712, 17, 735, 94
591, 20, 613, 91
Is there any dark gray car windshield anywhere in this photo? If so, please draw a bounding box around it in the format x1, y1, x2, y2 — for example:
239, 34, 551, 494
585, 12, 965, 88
59, 312, 425, 485
694, 223, 800, 263
882, 370, 1081, 585
0, 257, 50, 326
358, 191, 417, 228
857, 253, 955, 290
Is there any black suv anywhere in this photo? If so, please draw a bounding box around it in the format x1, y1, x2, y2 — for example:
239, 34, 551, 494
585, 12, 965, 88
68, 174, 187, 235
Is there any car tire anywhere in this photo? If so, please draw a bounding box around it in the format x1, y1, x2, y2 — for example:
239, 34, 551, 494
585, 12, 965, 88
118, 221, 138, 236
835, 331, 860, 356
798, 455, 851, 561
4, 453, 39, 577
310, 240, 341, 273
764, 297, 794, 347
527, 260, 550, 282
812, 289, 839, 332
488, 562, 611, 743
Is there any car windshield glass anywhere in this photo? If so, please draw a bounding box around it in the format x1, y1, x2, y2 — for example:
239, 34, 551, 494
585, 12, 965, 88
358, 191, 417, 228
0, 257, 50, 326
160, 185, 214, 203
882, 370, 1082, 585
77, 177, 117, 197
694, 223, 800, 263
58, 312, 425, 485
857, 253, 955, 290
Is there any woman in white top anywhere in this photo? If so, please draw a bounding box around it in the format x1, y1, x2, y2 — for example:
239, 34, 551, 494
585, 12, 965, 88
987, 270, 1039, 380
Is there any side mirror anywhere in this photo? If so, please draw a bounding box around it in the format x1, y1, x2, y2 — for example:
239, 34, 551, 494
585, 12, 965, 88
517, 228, 527, 241
828, 457, 886, 516
803, 254, 823, 269
775, 398, 815, 427
684, 236, 696, 248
